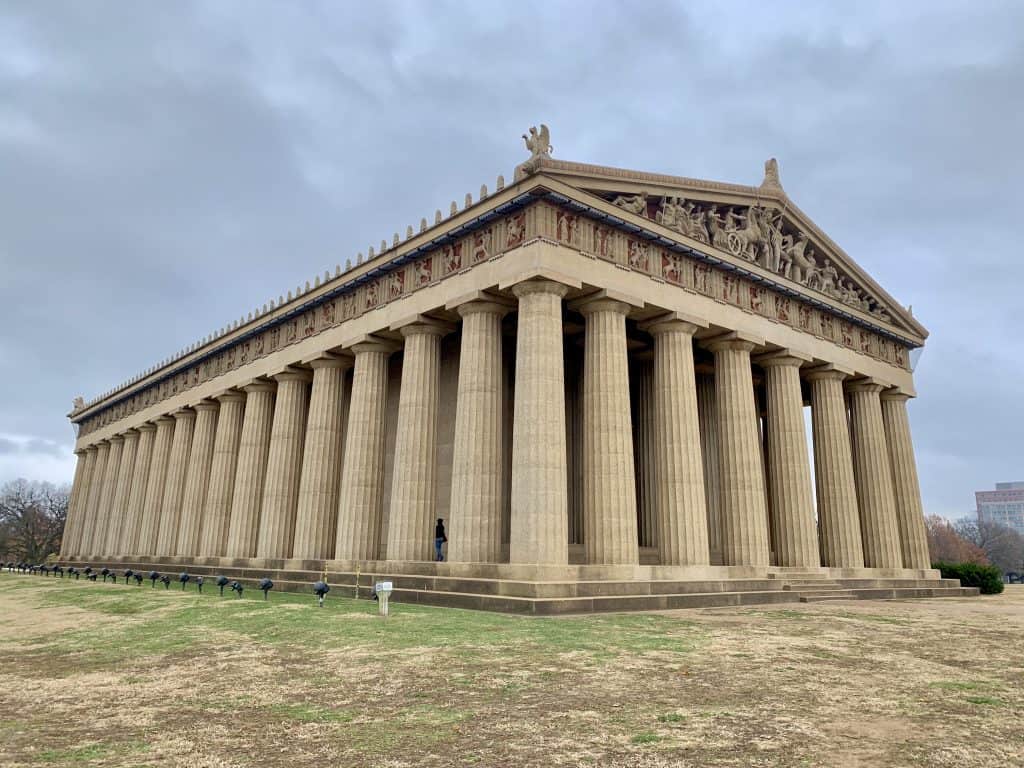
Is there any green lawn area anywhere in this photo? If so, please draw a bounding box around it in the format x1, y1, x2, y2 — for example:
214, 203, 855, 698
1, 575, 1021, 767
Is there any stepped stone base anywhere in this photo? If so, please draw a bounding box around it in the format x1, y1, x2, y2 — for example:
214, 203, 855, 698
57, 556, 979, 615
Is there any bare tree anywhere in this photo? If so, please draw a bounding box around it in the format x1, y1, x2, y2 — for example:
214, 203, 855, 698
924, 515, 987, 564
955, 517, 1024, 575
0, 479, 69, 562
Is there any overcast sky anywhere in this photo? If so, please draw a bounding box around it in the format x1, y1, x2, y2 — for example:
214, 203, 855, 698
1, 1, 1021, 519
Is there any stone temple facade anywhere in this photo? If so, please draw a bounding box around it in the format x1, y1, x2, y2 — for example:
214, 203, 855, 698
60, 130, 968, 612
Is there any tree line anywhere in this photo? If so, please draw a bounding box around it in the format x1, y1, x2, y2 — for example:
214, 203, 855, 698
925, 514, 1024, 575
0, 479, 69, 562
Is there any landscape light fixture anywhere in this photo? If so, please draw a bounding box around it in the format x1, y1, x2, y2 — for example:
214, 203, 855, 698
230, 580, 243, 598
160, 574, 170, 590
133, 573, 143, 586
195, 575, 204, 594
101, 567, 111, 583
87, 572, 97, 582
149, 571, 160, 588
179, 572, 190, 591
123, 569, 134, 584
69, 567, 79, 580
258, 577, 273, 600
313, 580, 329, 607
216, 575, 229, 596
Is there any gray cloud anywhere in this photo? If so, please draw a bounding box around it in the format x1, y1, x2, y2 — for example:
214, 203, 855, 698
1, 0, 1021, 518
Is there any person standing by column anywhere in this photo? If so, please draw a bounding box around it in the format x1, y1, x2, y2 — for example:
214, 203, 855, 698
434, 518, 447, 562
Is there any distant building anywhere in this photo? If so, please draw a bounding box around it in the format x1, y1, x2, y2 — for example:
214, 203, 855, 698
976, 482, 1024, 536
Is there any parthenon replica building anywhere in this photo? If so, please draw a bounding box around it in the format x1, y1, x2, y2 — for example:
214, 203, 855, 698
60, 128, 971, 611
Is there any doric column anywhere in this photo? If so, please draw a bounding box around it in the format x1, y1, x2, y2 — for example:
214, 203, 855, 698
448, 300, 509, 563
510, 279, 570, 565
386, 322, 450, 561
257, 370, 312, 559
64, 448, 95, 557
120, 423, 155, 555
176, 400, 219, 557
807, 368, 864, 568
335, 341, 393, 560
707, 335, 770, 567
225, 382, 276, 559
646, 316, 709, 565
574, 296, 639, 565
293, 357, 352, 561
139, 417, 176, 557
848, 379, 903, 569
154, 409, 195, 556
881, 391, 931, 569
80, 440, 110, 557
104, 430, 139, 556
93, 437, 124, 556
198, 392, 245, 557
758, 352, 820, 568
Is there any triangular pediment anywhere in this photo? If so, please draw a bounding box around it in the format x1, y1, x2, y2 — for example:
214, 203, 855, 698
523, 158, 925, 342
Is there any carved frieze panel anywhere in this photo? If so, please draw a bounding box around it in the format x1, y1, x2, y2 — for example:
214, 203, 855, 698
77, 207, 539, 438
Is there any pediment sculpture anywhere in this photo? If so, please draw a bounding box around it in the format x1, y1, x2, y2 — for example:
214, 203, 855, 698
610, 192, 891, 323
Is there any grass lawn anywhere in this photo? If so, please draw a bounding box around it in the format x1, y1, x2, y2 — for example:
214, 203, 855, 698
0, 575, 1021, 767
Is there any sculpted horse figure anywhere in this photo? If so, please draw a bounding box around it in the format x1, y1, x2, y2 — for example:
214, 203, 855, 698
725, 206, 765, 261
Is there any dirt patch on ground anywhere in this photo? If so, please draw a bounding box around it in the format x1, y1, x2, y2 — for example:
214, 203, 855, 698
0, 577, 1021, 767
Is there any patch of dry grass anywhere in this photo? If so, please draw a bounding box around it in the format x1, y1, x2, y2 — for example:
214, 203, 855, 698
1, 575, 1022, 767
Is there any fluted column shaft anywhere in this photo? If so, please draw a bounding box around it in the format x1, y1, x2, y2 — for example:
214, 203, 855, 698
61, 451, 88, 557
198, 392, 245, 557
649, 319, 709, 565
708, 338, 770, 566
176, 401, 219, 557
449, 302, 508, 563
696, 374, 723, 564
225, 383, 276, 559
335, 342, 393, 560
139, 417, 176, 556
632, 358, 657, 549
848, 381, 903, 569
121, 424, 156, 555
808, 370, 864, 567
580, 299, 639, 565
104, 431, 139, 556
81, 441, 110, 557
64, 448, 96, 557
154, 410, 195, 556
881, 392, 931, 569
388, 324, 448, 561
257, 372, 311, 559
760, 355, 819, 567
510, 280, 569, 565
293, 358, 351, 561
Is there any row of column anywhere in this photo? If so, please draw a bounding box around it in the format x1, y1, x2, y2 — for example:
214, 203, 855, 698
62, 277, 930, 571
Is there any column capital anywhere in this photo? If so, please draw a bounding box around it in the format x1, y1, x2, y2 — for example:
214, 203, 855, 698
307, 353, 354, 371
242, 380, 276, 394
755, 349, 814, 368
136, 421, 157, 433
568, 288, 643, 317
640, 310, 709, 337
155, 415, 176, 426
804, 363, 856, 382
392, 316, 455, 338
446, 290, 515, 316
880, 388, 914, 403
845, 377, 887, 394
704, 330, 764, 354
343, 334, 400, 356
272, 367, 313, 384
509, 278, 571, 299
213, 389, 247, 403
107, 434, 125, 445
171, 408, 196, 421
193, 399, 220, 412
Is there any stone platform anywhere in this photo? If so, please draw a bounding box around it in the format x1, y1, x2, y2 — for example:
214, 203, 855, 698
57, 558, 978, 615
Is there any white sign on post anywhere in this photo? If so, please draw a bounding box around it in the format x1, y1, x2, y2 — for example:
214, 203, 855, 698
375, 581, 393, 617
